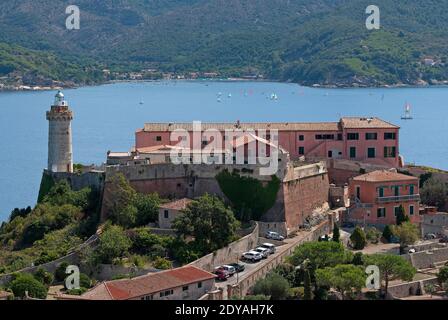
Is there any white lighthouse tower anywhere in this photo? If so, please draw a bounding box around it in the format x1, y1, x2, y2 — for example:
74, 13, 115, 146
46, 91, 73, 173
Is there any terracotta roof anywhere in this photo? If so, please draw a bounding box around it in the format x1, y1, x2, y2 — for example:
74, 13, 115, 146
81, 266, 215, 300
137, 145, 230, 155
341, 117, 399, 129
160, 198, 193, 210
233, 132, 279, 149
352, 170, 418, 183
143, 122, 340, 132
142, 117, 398, 132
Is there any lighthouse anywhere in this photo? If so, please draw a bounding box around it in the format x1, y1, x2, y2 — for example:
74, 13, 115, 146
46, 91, 73, 173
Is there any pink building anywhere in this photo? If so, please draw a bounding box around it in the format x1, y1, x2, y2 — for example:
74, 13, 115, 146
348, 170, 421, 226
135, 117, 401, 167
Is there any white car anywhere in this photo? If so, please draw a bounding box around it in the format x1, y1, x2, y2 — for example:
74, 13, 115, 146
260, 243, 276, 254
254, 247, 270, 258
265, 231, 285, 241
242, 251, 263, 262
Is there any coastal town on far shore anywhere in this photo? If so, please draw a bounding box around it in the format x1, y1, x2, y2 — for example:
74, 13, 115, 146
1, 90, 448, 302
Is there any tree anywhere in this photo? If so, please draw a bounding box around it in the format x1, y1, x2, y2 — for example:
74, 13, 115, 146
9, 273, 48, 299
382, 225, 394, 243
332, 223, 340, 242
396, 205, 410, 225
104, 173, 138, 228
420, 177, 448, 210
437, 266, 448, 287
34, 268, 54, 286
352, 252, 364, 266
95, 224, 132, 264
288, 241, 352, 271
80, 273, 92, 289
364, 254, 416, 297
315, 264, 366, 299
393, 222, 419, 252
54, 262, 69, 282
303, 269, 313, 300
365, 227, 381, 244
252, 273, 291, 300
135, 193, 161, 226
173, 194, 239, 254
350, 227, 367, 250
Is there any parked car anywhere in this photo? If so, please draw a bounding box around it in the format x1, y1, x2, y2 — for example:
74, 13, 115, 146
408, 248, 416, 254
425, 233, 437, 240
242, 251, 263, 262
260, 243, 276, 254
214, 265, 236, 276
265, 231, 285, 241
254, 247, 270, 258
439, 236, 448, 243
214, 269, 229, 281
228, 263, 245, 273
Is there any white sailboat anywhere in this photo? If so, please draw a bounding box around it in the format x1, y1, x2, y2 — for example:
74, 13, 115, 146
401, 102, 413, 120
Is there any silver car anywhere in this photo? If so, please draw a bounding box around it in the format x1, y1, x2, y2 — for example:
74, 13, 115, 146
265, 231, 285, 241
254, 247, 270, 258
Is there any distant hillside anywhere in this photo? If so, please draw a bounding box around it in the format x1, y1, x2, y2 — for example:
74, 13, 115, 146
0, 43, 103, 86
1, 0, 448, 86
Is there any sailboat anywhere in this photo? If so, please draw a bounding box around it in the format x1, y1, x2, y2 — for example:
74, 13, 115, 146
401, 102, 413, 120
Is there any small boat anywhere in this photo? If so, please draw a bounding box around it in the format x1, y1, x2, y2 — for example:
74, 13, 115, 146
217, 97, 222, 103
228, 93, 232, 98
270, 93, 278, 100
401, 102, 413, 120
139, 100, 144, 105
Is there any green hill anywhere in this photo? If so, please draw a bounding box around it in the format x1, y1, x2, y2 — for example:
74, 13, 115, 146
1, 0, 448, 86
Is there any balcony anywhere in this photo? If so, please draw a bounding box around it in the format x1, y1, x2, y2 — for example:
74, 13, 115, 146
376, 194, 421, 203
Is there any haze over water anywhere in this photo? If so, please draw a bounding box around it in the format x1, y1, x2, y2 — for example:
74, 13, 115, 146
0, 80, 447, 221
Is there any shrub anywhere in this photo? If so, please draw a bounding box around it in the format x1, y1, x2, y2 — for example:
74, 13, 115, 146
352, 252, 364, 266
382, 225, 394, 243
253, 272, 290, 300
9, 273, 48, 299
34, 268, 54, 286
350, 227, 367, 250
153, 257, 172, 270
67, 287, 88, 296
54, 262, 69, 282
80, 273, 92, 289
365, 227, 381, 244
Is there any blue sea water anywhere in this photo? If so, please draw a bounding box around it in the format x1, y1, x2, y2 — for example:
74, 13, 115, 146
0, 80, 447, 221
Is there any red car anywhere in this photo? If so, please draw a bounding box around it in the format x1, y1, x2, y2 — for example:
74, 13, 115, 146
214, 269, 229, 281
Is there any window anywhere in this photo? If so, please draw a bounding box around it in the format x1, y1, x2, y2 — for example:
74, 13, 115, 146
377, 208, 386, 218
410, 205, 415, 216
349, 147, 356, 158
367, 148, 376, 158
378, 187, 384, 198
394, 206, 400, 217
182, 286, 189, 291
198, 282, 203, 289
356, 186, 361, 199
160, 290, 173, 297
337, 133, 343, 141
315, 134, 335, 140
384, 146, 396, 158
328, 150, 333, 158
164, 210, 169, 219
347, 133, 359, 140
410, 185, 415, 195
365, 133, 378, 140
298, 135, 304, 141
156, 136, 162, 142
298, 147, 305, 155
393, 186, 400, 196
145, 295, 153, 300
384, 132, 397, 140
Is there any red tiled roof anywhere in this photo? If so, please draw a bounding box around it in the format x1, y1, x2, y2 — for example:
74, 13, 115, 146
341, 117, 399, 129
159, 198, 193, 210
352, 170, 418, 183
81, 266, 215, 300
